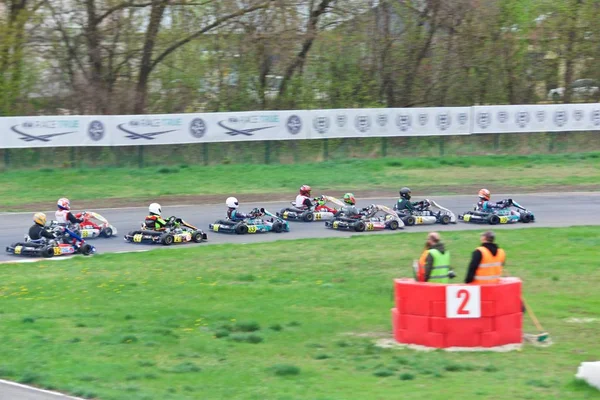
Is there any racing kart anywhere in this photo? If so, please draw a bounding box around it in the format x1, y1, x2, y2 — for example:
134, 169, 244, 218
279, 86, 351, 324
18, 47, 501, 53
124, 217, 208, 245
6, 225, 96, 258
325, 204, 404, 232
277, 195, 344, 222
458, 199, 535, 225
209, 208, 290, 234
48, 211, 118, 239
393, 199, 457, 226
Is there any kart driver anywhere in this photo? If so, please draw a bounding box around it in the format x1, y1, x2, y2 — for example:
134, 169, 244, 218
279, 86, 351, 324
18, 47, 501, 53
56, 198, 84, 225
395, 187, 426, 212
29, 212, 57, 241
340, 193, 362, 217
294, 185, 314, 209
145, 203, 180, 230
476, 189, 512, 211
226, 197, 260, 221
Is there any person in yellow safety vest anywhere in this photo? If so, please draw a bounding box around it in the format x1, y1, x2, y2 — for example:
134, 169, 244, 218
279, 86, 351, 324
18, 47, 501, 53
465, 231, 506, 285
417, 232, 455, 283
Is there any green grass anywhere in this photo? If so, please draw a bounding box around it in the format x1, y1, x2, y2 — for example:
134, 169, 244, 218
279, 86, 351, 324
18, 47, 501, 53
1, 227, 599, 399
1, 152, 599, 209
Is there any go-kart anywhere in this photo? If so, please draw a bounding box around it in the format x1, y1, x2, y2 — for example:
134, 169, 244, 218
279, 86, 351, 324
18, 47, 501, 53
124, 217, 207, 245
277, 195, 344, 222
394, 199, 457, 226
458, 199, 535, 225
6, 226, 96, 258
209, 208, 290, 234
48, 211, 118, 239
325, 204, 404, 232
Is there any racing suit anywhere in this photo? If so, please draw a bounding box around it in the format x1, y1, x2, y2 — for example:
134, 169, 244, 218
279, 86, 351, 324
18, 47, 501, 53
28, 224, 56, 241
476, 200, 509, 212
395, 198, 424, 212
294, 195, 313, 209
144, 214, 169, 230
340, 205, 361, 218
56, 209, 83, 225
227, 208, 253, 221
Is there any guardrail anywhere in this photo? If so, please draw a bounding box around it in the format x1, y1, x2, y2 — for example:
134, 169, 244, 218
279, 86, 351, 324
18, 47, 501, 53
2, 104, 599, 149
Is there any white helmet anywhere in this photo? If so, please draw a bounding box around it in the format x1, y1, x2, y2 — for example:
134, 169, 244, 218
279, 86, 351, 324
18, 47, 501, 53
149, 203, 162, 215
226, 197, 239, 208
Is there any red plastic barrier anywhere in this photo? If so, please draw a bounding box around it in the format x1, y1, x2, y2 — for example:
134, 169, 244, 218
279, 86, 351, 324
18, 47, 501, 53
391, 278, 522, 348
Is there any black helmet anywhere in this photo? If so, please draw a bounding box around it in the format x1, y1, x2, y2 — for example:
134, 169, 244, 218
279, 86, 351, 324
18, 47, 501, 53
400, 187, 412, 200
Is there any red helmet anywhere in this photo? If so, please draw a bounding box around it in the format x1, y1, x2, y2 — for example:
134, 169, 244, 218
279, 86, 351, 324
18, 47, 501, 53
478, 189, 491, 201
300, 185, 312, 196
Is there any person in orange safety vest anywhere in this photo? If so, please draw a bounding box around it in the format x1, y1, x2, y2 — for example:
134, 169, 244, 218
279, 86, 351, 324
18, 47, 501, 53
465, 231, 506, 284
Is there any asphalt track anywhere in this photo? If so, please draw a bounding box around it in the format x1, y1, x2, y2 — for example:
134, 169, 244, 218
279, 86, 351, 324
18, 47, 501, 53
0, 192, 599, 399
1, 192, 599, 262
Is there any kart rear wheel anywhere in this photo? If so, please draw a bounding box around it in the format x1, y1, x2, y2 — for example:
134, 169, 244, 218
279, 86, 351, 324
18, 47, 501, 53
303, 212, 315, 222
440, 215, 451, 225
489, 215, 500, 225
355, 221, 366, 232
162, 234, 174, 245
389, 220, 400, 230
405, 216, 416, 226
102, 227, 113, 237
235, 224, 248, 235
192, 231, 205, 242
42, 246, 55, 258
80, 243, 93, 255
272, 221, 284, 233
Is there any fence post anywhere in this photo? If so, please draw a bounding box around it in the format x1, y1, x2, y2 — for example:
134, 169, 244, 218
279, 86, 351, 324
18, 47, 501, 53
548, 132, 555, 153
323, 139, 329, 161
203, 143, 209, 166
439, 137, 445, 157
494, 134, 500, 152
138, 146, 144, 168
70, 147, 76, 168
381, 137, 388, 157
265, 141, 271, 164
4, 149, 10, 169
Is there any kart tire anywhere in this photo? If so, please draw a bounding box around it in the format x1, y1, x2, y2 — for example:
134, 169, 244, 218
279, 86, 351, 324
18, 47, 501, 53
192, 231, 205, 242
42, 246, 55, 258
102, 227, 113, 237
161, 234, 174, 245
405, 216, 416, 226
303, 212, 315, 222
235, 224, 248, 235
440, 215, 451, 225
272, 221, 284, 233
81, 243, 93, 256
489, 215, 500, 225
389, 220, 400, 230
355, 221, 366, 232
520, 213, 532, 223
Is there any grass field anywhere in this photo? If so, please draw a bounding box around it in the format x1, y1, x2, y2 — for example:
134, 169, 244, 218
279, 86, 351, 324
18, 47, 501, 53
0, 227, 599, 400
1, 152, 599, 210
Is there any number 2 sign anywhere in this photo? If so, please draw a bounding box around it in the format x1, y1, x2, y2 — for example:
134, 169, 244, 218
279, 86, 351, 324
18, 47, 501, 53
446, 286, 481, 318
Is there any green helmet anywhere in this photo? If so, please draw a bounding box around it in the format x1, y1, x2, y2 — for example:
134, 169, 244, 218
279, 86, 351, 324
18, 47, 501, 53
343, 193, 356, 205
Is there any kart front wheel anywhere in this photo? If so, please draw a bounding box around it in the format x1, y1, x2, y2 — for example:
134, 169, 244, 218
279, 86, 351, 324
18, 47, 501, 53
80, 243, 94, 255
520, 213, 532, 223
192, 231, 205, 242
355, 221, 366, 232
272, 221, 284, 233
440, 215, 451, 225
102, 227, 113, 237
235, 224, 248, 235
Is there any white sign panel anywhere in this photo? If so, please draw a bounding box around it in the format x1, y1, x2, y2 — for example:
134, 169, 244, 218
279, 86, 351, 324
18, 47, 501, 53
446, 285, 481, 319
473, 103, 600, 133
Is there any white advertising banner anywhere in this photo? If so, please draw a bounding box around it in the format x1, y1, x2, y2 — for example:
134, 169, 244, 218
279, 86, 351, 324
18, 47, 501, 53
0, 116, 111, 148
307, 107, 471, 138
472, 103, 600, 133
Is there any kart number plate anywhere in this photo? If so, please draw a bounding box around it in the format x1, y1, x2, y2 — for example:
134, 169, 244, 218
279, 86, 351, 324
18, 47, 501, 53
174, 235, 182, 243
463, 215, 471, 222
213, 224, 219, 232
53, 247, 61, 255
416, 217, 423, 224
81, 230, 89, 238
333, 221, 339, 228
248, 226, 257, 233
315, 213, 322, 220
14, 245, 22, 254
283, 211, 288, 218
499, 216, 509, 224
366, 222, 374, 231
133, 234, 143, 242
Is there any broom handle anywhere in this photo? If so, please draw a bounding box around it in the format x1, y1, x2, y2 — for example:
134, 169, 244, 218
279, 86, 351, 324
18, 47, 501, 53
503, 267, 546, 333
